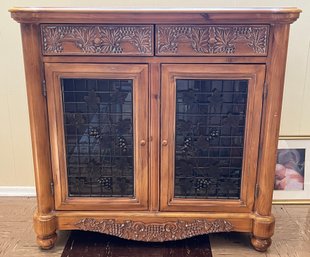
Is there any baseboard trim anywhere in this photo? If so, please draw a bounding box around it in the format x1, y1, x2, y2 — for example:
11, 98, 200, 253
0, 186, 36, 196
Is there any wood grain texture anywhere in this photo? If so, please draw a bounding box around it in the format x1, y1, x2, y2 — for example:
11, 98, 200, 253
74, 218, 233, 242
255, 24, 291, 217
160, 64, 264, 213
42, 56, 269, 64
44, 63, 149, 211
149, 63, 160, 211
41, 24, 154, 56
0, 198, 309, 256
156, 25, 269, 56
10, 8, 300, 252
55, 210, 253, 235
33, 211, 58, 249
9, 8, 301, 24
20, 23, 57, 248
20, 24, 54, 215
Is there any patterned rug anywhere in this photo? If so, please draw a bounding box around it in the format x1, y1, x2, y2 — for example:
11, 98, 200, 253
61, 231, 212, 257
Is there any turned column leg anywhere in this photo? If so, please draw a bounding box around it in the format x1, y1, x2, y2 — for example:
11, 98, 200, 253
251, 215, 275, 252
251, 236, 272, 252
36, 233, 57, 250
251, 24, 291, 252
33, 211, 57, 250
20, 23, 56, 249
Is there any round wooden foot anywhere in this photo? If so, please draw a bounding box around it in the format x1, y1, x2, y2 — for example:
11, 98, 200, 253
37, 232, 57, 250
251, 236, 272, 252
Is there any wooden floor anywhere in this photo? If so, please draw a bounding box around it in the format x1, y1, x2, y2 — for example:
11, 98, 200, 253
0, 197, 309, 257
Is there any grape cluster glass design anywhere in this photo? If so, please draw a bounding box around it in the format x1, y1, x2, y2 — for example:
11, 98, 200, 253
174, 79, 248, 199
62, 78, 134, 197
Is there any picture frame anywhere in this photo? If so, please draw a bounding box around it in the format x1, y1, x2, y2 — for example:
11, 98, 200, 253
273, 136, 310, 204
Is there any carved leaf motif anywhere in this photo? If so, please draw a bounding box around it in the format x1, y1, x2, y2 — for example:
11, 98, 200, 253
156, 25, 269, 55
158, 27, 180, 53
98, 27, 123, 53
70, 27, 97, 53
127, 28, 152, 53
42, 26, 69, 53
191, 27, 211, 53
246, 27, 268, 54
213, 27, 237, 54
41, 25, 153, 55
75, 218, 233, 242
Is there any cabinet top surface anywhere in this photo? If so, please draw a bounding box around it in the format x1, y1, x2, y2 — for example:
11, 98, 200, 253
9, 7, 301, 12
10, 7, 301, 24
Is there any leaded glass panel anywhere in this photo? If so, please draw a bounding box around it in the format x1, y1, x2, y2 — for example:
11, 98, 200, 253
62, 78, 134, 197
174, 79, 248, 199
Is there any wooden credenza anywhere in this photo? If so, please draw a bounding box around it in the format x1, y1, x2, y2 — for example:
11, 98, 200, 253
10, 7, 301, 252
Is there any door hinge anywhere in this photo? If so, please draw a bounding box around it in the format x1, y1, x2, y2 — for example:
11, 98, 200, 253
50, 182, 54, 196
42, 80, 47, 97
255, 184, 259, 199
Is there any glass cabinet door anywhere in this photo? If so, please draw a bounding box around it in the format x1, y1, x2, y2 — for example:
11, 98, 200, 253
45, 63, 149, 210
160, 64, 265, 212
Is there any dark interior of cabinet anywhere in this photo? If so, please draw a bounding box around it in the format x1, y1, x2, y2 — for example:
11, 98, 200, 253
61, 78, 134, 197
174, 79, 248, 199
60, 77, 249, 200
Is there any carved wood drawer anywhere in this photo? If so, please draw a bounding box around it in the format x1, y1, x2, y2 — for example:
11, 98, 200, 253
41, 24, 154, 56
155, 25, 269, 56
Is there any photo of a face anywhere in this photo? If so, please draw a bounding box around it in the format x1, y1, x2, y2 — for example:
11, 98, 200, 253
274, 149, 305, 191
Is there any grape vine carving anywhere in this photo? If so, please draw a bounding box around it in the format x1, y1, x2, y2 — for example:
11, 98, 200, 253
41, 25, 153, 55
75, 218, 234, 242
157, 25, 269, 55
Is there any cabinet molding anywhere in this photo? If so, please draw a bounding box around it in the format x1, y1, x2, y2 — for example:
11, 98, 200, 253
75, 218, 233, 242
44, 63, 149, 211
10, 7, 301, 252
156, 25, 269, 56
41, 24, 154, 56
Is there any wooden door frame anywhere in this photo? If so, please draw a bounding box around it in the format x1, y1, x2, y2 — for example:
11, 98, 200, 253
44, 63, 149, 211
160, 64, 265, 212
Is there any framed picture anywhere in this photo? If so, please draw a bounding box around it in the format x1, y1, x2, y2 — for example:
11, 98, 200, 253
273, 136, 310, 204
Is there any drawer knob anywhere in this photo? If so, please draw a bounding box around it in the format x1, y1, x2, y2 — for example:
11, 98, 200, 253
162, 140, 168, 146
140, 140, 146, 146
